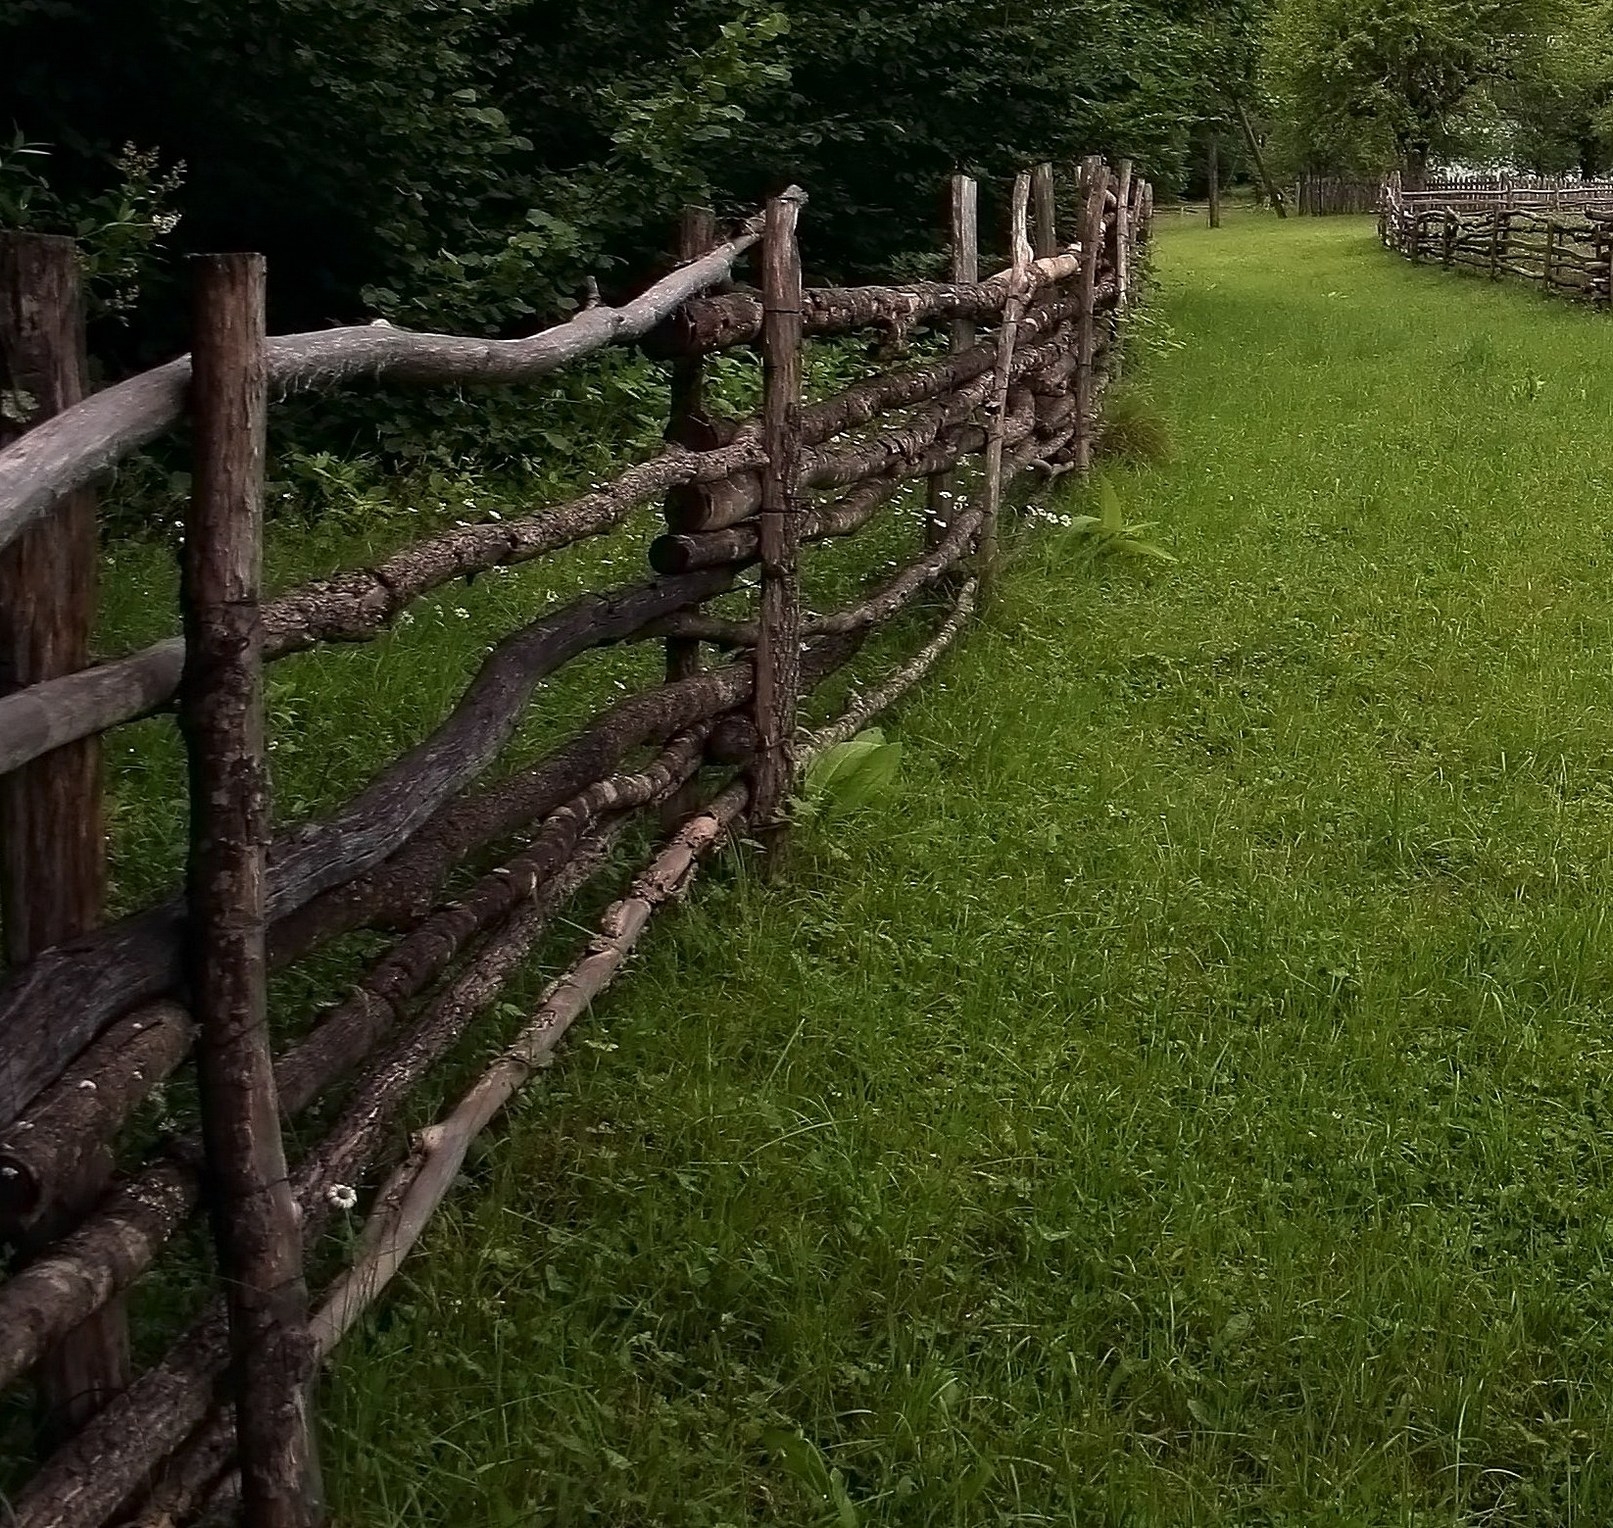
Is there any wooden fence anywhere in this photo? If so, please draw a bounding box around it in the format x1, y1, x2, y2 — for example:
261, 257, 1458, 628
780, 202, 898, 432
1379, 171, 1613, 304
1294, 175, 1381, 216
0, 154, 1152, 1527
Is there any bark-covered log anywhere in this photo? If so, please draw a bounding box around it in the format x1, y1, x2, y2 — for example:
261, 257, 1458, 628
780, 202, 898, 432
0, 568, 731, 1131
0, 219, 770, 557
751, 191, 807, 825
979, 172, 1033, 595
182, 252, 319, 1528
0, 230, 127, 1432
308, 778, 750, 1353
119, 784, 757, 1528
0, 1003, 192, 1226
650, 387, 1044, 573
804, 579, 979, 756
0, 1157, 199, 1395
272, 732, 708, 1115
0, 636, 871, 1394
653, 498, 985, 649
643, 251, 1084, 358
1073, 161, 1108, 472
0, 440, 766, 780
927, 173, 979, 546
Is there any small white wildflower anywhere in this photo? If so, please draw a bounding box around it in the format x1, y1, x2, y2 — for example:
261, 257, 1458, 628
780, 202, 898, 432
327, 1183, 358, 1212
77, 1079, 97, 1092
397, 611, 415, 626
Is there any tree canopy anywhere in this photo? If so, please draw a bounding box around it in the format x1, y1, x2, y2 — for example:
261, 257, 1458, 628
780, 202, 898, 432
0, 0, 1256, 359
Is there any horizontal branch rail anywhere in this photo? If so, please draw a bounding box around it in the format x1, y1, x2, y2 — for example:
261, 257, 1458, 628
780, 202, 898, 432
0, 217, 772, 556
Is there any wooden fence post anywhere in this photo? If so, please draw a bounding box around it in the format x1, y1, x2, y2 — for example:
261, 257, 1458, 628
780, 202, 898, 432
661, 206, 718, 823
1488, 206, 1502, 279
750, 190, 807, 827
1442, 208, 1456, 268
977, 170, 1032, 599
0, 232, 129, 1437
183, 253, 320, 1528
926, 173, 977, 548
1113, 158, 1134, 312
1031, 162, 1058, 259
1207, 131, 1221, 229
1073, 156, 1108, 472
1543, 217, 1557, 293
1107, 159, 1135, 384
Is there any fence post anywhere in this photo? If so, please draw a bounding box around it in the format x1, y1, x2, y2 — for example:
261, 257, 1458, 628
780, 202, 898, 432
977, 170, 1032, 599
1543, 217, 1556, 293
926, 173, 977, 549
750, 190, 807, 828
1488, 207, 1502, 279
1108, 158, 1135, 383
1207, 131, 1221, 229
0, 232, 129, 1436
1442, 208, 1456, 268
1073, 156, 1108, 472
1031, 162, 1058, 259
661, 206, 718, 823
183, 253, 321, 1528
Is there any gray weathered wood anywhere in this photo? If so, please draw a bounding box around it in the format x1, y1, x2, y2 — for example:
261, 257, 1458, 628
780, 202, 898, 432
751, 190, 807, 824
927, 173, 979, 547
978, 171, 1033, 595
0, 566, 733, 1132
0, 222, 765, 556
181, 253, 319, 1528
1074, 158, 1108, 471
662, 207, 719, 823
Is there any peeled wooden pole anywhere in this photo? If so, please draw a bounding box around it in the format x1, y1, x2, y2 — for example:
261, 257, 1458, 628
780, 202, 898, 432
926, 173, 978, 547
978, 171, 1033, 597
750, 189, 807, 825
1207, 132, 1222, 229
182, 254, 319, 1528
1073, 158, 1108, 471
0, 231, 129, 1433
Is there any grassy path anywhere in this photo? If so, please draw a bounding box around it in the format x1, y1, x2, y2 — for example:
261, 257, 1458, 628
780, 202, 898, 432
323, 212, 1613, 1527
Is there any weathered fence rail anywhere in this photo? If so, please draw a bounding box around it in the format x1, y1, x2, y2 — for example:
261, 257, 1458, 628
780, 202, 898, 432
0, 155, 1153, 1526
1380, 171, 1613, 304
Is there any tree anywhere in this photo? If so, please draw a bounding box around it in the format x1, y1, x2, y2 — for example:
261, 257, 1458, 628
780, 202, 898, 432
1494, 0, 1613, 173
1264, 0, 1556, 182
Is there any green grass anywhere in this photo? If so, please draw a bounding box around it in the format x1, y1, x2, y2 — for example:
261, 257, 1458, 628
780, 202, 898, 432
310, 211, 1613, 1526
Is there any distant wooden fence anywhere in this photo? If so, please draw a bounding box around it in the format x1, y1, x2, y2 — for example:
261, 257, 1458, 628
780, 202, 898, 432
0, 154, 1152, 1527
1379, 171, 1613, 304
1294, 174, 1381, 216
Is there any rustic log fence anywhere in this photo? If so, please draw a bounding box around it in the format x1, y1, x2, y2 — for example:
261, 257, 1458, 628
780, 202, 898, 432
1380, 171, 1613, 305
0, 156, 1152, 1527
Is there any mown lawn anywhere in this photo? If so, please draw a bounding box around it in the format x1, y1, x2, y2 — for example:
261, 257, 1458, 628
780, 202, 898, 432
156, 211, 1613, 1522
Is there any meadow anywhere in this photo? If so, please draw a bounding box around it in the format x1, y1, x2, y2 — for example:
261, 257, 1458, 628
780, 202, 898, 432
319, 210, 1613, 1526
43, 209, 1613, 1524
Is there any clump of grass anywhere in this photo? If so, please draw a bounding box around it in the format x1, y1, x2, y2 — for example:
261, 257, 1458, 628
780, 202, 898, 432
1096, 384, 1172, 466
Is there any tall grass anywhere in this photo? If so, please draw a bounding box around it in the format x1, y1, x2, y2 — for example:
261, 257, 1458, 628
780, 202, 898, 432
318, 210, 1613, 1525
31, 208, 1613, 1524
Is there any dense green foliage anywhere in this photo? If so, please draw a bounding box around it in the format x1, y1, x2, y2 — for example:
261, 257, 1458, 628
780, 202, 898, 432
0, 0, 1245, 359
1261, 0, 1613, 180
